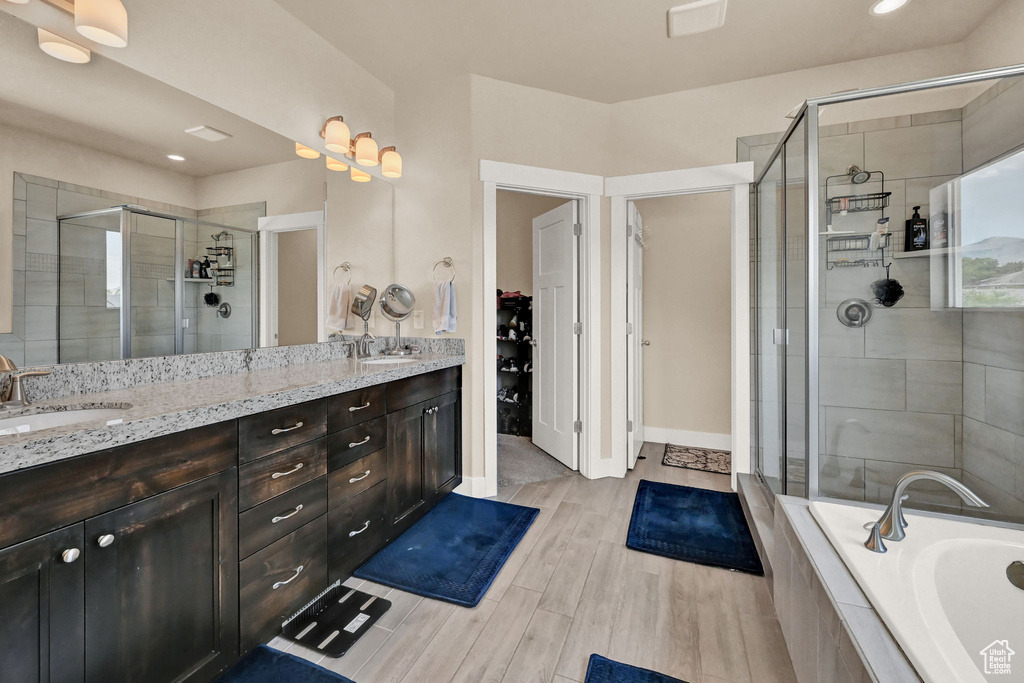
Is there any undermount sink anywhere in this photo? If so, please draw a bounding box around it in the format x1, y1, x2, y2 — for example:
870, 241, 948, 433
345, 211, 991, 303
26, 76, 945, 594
361, 357, 417, 365
0, 406, 128, 436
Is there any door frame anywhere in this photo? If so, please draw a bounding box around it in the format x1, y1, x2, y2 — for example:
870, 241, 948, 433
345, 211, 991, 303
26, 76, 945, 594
480, 160, 603, 497
257, 210, 326, 346
606, 162, 754, 490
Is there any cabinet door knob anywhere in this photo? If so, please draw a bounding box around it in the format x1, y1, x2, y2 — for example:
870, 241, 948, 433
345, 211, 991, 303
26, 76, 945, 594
271, 504, 304, 524
272, 565, 304, 590
271, 462, 304, 479
348, 401, 372, 412
348, 435, 371, 448
61, 548, 81, 563
349, 520, 370, 537
271, 421, 304, 435
97, 534, 115, 548
349, 470, 372, 483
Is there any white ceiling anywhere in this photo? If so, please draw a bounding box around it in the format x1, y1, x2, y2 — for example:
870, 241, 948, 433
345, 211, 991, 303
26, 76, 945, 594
0, 12, 294, 178
275, 0, 1005, 103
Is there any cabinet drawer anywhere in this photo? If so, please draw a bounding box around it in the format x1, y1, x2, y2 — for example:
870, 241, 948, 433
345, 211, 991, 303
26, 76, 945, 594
0, 421, 237, 550
238, 439, 327, 511
327, 416, 387, 470
239, 478, 327, 559
386, 367, 460, 412
239, 399, 327, 464
240, 515, 328, 651
328, 449, 386, 508
328, 480, 388, 581
328, 384, 386, 433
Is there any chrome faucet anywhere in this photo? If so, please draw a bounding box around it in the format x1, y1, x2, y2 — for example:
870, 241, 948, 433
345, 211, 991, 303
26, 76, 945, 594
864, 470, 989, 553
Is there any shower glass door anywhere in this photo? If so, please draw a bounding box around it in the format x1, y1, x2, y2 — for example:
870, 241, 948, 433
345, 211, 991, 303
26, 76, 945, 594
128, 212, 179, 358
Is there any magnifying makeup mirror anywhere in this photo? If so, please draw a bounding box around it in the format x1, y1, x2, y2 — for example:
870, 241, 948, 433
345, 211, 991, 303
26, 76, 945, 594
379, 284, 417, 355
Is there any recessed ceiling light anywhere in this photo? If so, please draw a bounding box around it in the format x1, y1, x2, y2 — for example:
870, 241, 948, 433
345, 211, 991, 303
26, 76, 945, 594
167, 154, 186, 162
668, 0, 728, 38
870, 0, 909, 15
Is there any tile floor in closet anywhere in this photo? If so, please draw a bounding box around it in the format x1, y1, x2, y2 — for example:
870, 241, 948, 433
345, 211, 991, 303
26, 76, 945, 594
269, 441, 797, 683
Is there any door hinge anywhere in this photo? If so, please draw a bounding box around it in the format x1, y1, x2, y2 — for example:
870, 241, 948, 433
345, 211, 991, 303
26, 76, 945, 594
573, 321, 582, 335
626, 322, 633, 335
627, 224, 633, 238
573, 222, 582, 237
181, 318, 190, 329
627, 419, 634, 432
573, 420, 582, 434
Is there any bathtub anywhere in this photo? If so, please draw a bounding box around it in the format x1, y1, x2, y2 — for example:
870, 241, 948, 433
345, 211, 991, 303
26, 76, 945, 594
810, 501, 1024, 683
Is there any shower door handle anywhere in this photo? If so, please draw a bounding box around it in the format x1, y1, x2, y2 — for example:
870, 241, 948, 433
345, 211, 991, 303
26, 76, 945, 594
772, 329, 789, 345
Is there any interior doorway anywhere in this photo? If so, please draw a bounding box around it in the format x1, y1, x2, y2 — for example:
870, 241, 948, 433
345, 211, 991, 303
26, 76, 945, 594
495, 191, 578, 487
257, 210, 327, 346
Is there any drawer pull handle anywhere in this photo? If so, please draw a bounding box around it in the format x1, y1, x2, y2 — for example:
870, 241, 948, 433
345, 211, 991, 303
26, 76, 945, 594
348, 401, 372, 412
271, 463, 304, 479
349, 521, 370, 537
272, 504, 304, 524
348, 435, 371, 448
349, 470, 372, 483
271, 421, 304, 435
272, 565, 304, 590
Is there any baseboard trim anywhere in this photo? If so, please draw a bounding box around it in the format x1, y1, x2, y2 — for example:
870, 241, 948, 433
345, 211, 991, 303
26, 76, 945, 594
643, 427, 732, 452
454, 476, 489, 498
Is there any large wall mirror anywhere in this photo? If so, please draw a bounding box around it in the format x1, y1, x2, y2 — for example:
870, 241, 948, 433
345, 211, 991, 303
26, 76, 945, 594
0, 12, 394, 366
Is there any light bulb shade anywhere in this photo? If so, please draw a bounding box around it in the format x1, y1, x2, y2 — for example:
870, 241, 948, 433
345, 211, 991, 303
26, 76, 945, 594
295, 142, 320, 159
4, 0, 31, 5
38, 29, 91, 64
75, 0, 128, 48
354, 134, 378, 166
324, 118, 351, 154
380, 147, 402, 178
350, 167, 371, 183
326, 156, 348, 172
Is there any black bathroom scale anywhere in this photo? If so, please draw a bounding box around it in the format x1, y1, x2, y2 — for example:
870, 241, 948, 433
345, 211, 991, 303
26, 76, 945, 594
280, 581, 391, 658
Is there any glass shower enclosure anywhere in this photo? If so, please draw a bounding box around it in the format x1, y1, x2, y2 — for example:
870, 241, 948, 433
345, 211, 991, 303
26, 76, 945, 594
750, 62, 1024, 525
56, 206, 257, 361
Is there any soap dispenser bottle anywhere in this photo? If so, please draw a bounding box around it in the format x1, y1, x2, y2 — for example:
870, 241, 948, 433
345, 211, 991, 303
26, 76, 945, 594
905, 206, 929, 252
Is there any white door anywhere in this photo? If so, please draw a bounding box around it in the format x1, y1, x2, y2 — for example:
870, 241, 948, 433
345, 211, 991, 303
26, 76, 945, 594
627, 202, 645, 467
532, 200, 578, 470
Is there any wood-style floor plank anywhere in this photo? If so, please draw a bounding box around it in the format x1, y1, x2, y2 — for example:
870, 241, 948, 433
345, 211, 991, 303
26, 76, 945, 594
501, 608, 573, 683
512, 500, 584, 592
354, 598, 454, 683
451, 585, 543, 683
399, 597, 498, 683
486, 506, 554, 601
537, 511, 605, 617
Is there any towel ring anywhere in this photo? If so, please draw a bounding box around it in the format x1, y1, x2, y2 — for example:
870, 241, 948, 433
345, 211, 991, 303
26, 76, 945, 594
333, 262, 352, 285
432, 257, 456, 283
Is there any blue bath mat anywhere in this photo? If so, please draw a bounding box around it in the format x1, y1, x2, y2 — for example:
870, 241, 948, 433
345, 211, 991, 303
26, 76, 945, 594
626, 480, 763, 575
215, 645, 353, 683
353, 493, 538, 607
585, 654, 689, 682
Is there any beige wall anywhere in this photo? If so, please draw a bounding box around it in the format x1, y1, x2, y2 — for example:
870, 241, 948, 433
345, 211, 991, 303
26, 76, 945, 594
635, 192, 732, 436
276, 229, 319, 346
196, 159, 324, 217
496, 191, 567, 295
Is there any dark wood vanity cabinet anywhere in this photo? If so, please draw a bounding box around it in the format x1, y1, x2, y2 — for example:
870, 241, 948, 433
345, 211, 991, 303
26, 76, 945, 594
0, 364, 462, 681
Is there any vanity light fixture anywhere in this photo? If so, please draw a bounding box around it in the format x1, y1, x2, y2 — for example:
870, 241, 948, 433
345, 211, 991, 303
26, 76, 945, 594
321, 116, 351, 155
37, 28, 91, 64
3, 0, 30, 5
295, 142, 320, 159
75, 0, 128, 48
379, 146, 402, 178
870, 0, 909, 15
353, 133, 378, 166
326, 155, 348, 172
166, 154, 186, 162
350, 167, 371, 183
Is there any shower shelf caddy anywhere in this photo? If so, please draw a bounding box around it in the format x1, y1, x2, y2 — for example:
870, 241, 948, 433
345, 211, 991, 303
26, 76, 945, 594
825, 232, 891, 270
824, 168, 893, 271
206, 232, 235, 287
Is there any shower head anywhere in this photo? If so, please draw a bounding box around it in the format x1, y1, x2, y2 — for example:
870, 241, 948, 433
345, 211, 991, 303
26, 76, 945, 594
846, 165, 871, 184
211, 230, 230, 241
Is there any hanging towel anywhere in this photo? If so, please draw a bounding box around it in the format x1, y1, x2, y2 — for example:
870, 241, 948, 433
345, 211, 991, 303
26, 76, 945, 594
327, 282, 353, 332
446, 280, 457, 333
433, 279, 451, 335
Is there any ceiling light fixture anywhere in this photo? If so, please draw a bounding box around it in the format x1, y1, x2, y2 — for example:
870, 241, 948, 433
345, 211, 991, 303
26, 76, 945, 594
353, 133, 378, 167
379, 146, 402, 178
75, 0, 128, 48
321, 116, 351, 155
870, 0, 909, 15
4, 0, 31, 5
350, 167, 371, 183
167, 154, 186, 162
37, 28, 91, 64
185, 125, 232, 142
326, 156, 348, 172
295, 143, 320, 159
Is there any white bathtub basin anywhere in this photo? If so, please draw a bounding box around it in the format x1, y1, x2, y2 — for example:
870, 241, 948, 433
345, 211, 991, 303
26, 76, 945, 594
0, 407, 126, 435
811, 501, 1024, 682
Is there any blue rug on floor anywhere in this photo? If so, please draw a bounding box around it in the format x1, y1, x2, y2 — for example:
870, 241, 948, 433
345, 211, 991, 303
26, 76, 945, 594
585, 654, 689, 683
215, 645, 353, 683
626, 480, 763, 575
353, 493, 538, 607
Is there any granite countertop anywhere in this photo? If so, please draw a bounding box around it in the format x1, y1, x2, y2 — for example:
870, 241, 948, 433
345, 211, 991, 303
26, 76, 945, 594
0, 353, 464, 475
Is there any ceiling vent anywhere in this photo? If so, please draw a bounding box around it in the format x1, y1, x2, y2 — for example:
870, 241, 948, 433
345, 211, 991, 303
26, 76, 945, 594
184, 125, 232, 142
667, 0, 728, 38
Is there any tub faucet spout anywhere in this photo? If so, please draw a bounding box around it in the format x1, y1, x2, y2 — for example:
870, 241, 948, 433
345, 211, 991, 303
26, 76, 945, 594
865, 470, 988, 552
